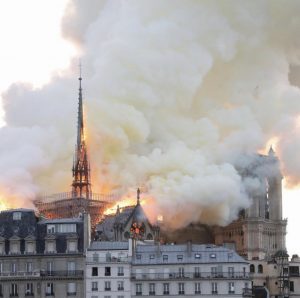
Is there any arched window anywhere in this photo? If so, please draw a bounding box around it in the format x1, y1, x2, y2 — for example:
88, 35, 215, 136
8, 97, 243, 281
147, 233, 153, 240
258, 264, 263, 273
250, 264, 255, 273
124, 232, 130, 239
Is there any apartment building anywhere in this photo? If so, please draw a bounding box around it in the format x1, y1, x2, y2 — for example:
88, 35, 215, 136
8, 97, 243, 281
0, 208, 90, 298
86, 240, 252, 298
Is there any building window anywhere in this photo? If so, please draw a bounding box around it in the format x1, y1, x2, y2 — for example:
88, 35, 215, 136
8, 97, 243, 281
229, 282, 235, 294
13, 212, 21, 220
10, 241, 20, 254
116, 280, 123, 291
105, 267, 111, 276
163, 255, 168, 262
46, 283, 54, 296
195, 253, 201, 259
118, 266, 124, 276
195, 282, 201, 294
117, 296, 124, 298
0, 284, 2, 296
46, 241, 56, 253
250, 264, 255, 273
211, 266, 217, 277
136, 254, 141, 260
258, 264, 263, 273
104, 296, 111, 298
136, 283, 142, 295
149, 254, 155, 260
210, 253, 216, 259
11, 263, 17, 274
25, 241, 35, 254
47, 225, 55, 234
91, 282, 98, 291
177, 255, 183, 261
92, 253, 99, 262
67, 261, 76, 275
194, 267, 201, 278
163, 283, 169, 295
149, 283, 155, 295
68, 240, 77, 252
67, 283, 76, 295
47, 261, 53, 275
105, 281, 111, 291
212, 282, 218, 294
0, 242, 5, 255
228, 267, 234, 277
92, 267, 98, 276
178, 283, 185, 295
26, 262, 33, 273
290, 281, 294, 292
289, 266, 299, 276
179, 267, 185, 278
11, 283, 18, 296
26, 283, 33, 296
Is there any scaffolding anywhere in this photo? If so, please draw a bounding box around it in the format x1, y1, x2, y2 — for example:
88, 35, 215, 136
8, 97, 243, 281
35, 192, 119, 229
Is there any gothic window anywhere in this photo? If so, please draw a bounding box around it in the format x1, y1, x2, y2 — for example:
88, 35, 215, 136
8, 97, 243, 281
130, 222, 145, 239
147, 233, 153, 240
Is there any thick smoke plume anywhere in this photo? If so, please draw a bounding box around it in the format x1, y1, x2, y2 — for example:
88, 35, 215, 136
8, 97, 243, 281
1, 0, 300, 228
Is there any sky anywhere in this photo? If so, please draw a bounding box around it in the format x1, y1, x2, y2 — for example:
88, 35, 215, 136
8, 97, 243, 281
0, 0, 299, 255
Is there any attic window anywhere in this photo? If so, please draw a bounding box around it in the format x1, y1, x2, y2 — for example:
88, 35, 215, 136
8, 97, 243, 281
210, 253, 216, 259
13, 212, 21, 220
163, 255, 168, 261
228, 253, 233, 258
177, 255, 183, 261
195, 253, 201, 259
149, 254, 155, 260
136, 254, 141, 260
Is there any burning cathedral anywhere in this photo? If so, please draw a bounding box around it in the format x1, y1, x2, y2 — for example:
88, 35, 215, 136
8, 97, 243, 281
35, 75, 287, 261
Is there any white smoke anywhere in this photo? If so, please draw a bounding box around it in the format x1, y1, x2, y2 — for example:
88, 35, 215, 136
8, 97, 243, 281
1, 0, 300, 227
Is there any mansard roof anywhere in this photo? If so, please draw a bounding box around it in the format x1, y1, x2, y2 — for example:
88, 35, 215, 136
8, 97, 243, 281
133, 243, 247, 265
88, 241, 129, 251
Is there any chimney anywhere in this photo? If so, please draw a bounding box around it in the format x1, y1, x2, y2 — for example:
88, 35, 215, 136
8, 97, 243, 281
187, 240, 192, 257
83, 212, 91, 251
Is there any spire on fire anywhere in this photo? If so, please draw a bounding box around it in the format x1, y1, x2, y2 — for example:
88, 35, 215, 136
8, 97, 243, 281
72, 70, 92, 199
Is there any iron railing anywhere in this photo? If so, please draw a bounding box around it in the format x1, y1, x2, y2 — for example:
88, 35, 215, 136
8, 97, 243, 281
86, 257, 130, 264
131, 271, 250, 280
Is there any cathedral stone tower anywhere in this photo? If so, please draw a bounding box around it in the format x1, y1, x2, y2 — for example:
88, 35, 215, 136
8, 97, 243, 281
214, 148, 287, 260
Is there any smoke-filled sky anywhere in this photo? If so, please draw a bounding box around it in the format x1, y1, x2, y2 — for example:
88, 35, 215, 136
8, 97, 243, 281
0, 0, 300, 254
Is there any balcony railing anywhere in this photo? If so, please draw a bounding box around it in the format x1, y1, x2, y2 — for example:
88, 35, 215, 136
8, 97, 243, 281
86, 257, 130, 264
40, 270, 83, 277
131, 271, 250, 280
0, 271, 40, 278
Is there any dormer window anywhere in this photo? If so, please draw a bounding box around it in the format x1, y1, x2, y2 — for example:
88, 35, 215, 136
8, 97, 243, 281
13, 212, 21, 220
47, 225, 55, 234
177, 255, 183, 261
210, 253, 216, 259
9, 236, 20, 255
195, 253, 201, 259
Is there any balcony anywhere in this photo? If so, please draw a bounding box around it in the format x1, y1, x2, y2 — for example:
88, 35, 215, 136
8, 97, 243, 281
86, 257, 130, 264
40, 270, 84, 278
131, 271, 250, 280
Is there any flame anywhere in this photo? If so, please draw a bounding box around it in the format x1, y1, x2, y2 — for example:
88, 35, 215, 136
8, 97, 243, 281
0, 195, 14, 211
104, 194, 137, 215
258, 136, 279, 155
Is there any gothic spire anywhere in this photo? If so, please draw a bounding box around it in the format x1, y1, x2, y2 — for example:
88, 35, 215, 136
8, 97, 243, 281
72, 69, 92, 199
